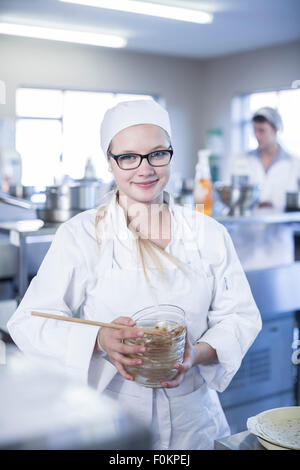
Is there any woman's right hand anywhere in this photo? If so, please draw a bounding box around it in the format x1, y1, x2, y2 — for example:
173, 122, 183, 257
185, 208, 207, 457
97, 316, 146, 381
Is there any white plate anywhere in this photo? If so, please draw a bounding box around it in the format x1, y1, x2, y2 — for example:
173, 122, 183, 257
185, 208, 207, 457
257, 436, 289, 450
247, 406, 300, 450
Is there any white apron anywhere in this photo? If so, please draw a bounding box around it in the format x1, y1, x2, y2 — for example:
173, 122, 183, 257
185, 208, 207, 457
86, 203, 230, 450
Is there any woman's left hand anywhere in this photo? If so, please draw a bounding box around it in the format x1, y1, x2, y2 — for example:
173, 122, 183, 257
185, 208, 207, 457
161, 334, 196, 388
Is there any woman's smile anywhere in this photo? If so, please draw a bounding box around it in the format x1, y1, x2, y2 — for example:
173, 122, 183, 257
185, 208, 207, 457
132, 179, 159, 188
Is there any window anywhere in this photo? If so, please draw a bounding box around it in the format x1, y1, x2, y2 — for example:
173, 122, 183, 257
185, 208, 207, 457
231, 88, 300, 158
16, 88, 155, 186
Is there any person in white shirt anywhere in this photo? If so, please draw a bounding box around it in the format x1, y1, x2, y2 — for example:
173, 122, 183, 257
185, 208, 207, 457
247, 106, 299, 211
230, 107, 300, 271
7, 99, 262, 450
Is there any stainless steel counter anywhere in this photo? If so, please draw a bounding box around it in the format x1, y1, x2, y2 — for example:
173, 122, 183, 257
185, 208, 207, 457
215, 210, 300, 271
1, 209, 300, 301
215, 210, 300, 225
0, 220, 59, 301
214, 431, 265, 450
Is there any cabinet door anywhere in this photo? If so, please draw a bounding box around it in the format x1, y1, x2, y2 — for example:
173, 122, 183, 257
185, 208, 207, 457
219, 314, 295, 409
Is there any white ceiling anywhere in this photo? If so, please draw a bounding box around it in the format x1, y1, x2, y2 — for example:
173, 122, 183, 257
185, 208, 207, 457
0, 0, 299, 59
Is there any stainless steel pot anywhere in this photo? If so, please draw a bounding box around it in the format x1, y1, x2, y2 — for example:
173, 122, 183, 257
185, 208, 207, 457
45, 185, 74, 211
45, 181, 107, 212
73, 181, 107, 210
215, 182, 260, 216
0, 190, 78, 223
0, 180, 112, 223
9, 185, 45, 200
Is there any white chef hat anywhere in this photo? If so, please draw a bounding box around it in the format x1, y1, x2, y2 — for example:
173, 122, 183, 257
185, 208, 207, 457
100, 99, 172, 155
252, 106, 283, 131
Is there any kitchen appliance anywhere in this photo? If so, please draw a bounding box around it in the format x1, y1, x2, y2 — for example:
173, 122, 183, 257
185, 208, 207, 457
285, 192, 300, 212
214, 176, 260, 216
286, 178, 300, 212
0, 180, 112, 223
0, 346, 152, 450
174, 177, 194, 206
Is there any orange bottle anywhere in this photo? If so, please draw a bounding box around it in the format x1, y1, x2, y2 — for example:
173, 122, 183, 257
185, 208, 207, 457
193, 150, 213, 216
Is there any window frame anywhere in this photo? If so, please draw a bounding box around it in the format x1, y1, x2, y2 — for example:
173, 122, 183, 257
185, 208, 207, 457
15, 86, 161, 185
232, 85, 300, 157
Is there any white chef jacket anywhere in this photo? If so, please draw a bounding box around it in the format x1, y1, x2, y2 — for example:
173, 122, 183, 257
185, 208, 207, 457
247, 146, 300, 211
7, 190, 262, 450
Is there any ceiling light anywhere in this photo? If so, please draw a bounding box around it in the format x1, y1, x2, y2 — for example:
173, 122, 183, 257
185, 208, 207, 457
0, 22, 127, 48
60, 0, 213, 24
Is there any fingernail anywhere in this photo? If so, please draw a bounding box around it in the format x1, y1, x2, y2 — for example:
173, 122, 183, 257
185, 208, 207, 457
137, 331, 144, 337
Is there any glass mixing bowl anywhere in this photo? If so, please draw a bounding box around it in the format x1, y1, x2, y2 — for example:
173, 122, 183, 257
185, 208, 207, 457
124, 304, 186, 388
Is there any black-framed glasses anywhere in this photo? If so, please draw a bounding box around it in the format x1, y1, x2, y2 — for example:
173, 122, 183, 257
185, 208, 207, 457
107, 147, 173, 170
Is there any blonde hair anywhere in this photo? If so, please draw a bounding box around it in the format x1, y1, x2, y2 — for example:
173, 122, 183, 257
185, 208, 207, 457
95, 190, 187, 285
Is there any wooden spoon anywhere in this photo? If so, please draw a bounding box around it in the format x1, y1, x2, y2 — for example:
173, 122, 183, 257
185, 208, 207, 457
31, 311, 165, 336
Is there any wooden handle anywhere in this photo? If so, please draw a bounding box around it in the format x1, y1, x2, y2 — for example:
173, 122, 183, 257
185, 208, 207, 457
31, 311, 164, 336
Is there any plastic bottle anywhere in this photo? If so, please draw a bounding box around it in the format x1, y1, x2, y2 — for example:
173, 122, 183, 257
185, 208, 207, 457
10, 149, 22, 186
206, 129, 223, 183
193, 149, 213, 216
0, 147, 22, 191
84, 157, 97, 179
54, 154, 70, 185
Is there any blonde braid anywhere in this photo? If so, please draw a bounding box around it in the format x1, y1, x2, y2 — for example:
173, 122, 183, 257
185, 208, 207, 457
95, 190, 187, 285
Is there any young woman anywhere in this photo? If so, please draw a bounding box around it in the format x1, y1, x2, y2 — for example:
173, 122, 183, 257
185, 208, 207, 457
7, 99, 262, 450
